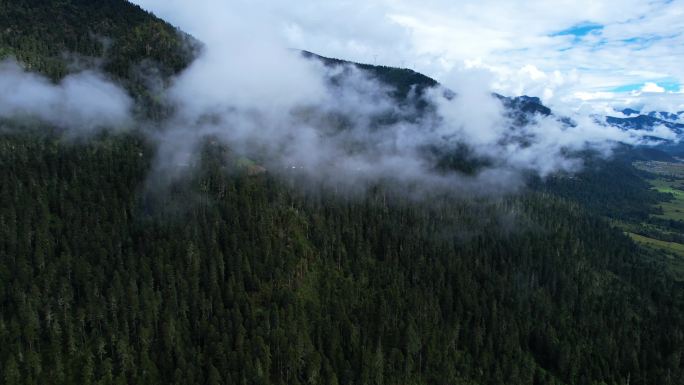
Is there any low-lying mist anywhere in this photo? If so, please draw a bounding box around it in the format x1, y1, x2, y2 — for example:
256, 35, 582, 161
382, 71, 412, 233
1, 0, 681, 198
0, 60, 133, 133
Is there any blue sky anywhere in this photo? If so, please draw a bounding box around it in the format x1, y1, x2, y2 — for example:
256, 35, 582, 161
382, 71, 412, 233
612, 81, 681, 93
551, 22, 604, 39
134, 0, 684, 113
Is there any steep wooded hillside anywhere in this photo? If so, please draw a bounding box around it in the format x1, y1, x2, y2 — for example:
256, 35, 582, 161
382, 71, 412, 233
1, 2, 683, 385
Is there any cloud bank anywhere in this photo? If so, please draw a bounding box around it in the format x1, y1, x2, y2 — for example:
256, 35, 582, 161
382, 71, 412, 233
0, 60, 133, 131
134, 0, 680, 196
2, 0, 681, 199
132, 0, 684, 114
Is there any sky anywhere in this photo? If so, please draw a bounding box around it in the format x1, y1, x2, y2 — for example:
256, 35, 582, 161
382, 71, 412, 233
112, 0, 677, 196
2, 0, 677, 196
131, 0, 684, 115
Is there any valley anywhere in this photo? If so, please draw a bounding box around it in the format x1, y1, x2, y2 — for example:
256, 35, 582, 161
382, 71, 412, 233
1, 1, 684, 384
628, 161, 684, 279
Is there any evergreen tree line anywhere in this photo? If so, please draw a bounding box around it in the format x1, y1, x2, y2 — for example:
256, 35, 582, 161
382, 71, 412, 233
1, 1, 683, 384
1, 131, 682, 385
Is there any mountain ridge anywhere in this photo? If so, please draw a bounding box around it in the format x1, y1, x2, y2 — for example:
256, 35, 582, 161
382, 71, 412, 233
1, 2, 683, 385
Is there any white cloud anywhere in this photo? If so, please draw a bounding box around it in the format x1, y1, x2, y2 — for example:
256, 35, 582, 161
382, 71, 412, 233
573, 91, 615, 101
0, 0, 679, 200
640, 82, 665, 93
133, 0, 683, 113
0, 59, 133, 131
162, 0, 684, 178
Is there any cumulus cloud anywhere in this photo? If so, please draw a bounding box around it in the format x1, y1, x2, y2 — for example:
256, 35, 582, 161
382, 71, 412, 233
107, 0, 682, 199
127, 0, 684, 198
136, 1, 507, 192
0, 59, 133, 131
133, 0, 683, 113
640, 82, 665, 93
2, 0, 680, 199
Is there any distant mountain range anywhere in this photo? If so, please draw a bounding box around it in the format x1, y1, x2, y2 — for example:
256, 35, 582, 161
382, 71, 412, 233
480, 94, 684, 158
602, 109, 684, 157
621, 108, 684, 122
494, 96, 684, 137
2, 3, 684, 385
607, 109, 684, 135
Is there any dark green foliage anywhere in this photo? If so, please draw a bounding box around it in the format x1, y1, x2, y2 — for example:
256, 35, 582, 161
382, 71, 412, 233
1, 2, 684, 384
0, 0, 194, 79
1, 132, 683, 385
533, 154, 668, 221
0, 0, 196, 117
534, 150, 684, 253
302, 51, 438, 102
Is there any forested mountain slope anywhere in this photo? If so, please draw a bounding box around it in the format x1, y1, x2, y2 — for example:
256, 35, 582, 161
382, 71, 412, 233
1, 133, 683, 385
0, 0, 193, 81
1, 1, 684, 385
0, 0, 195, 117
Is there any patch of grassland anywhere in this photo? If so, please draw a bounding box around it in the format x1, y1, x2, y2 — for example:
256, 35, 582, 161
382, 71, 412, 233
633, 161, 684, 221
628, 232, 684, 256
634, 160, 684, 178
650, 178, 684, 221
627, 232, 684, 280
626, 161, 684, 279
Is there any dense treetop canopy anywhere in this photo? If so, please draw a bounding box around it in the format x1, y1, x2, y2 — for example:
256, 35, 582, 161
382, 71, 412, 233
1, 1, 683, 385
